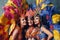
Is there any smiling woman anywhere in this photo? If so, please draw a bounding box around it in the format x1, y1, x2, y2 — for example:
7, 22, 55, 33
0, 0, 60, 40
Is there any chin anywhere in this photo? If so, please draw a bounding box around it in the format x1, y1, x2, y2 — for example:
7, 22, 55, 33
29, 24, 32, 26
35, 23, 38, 24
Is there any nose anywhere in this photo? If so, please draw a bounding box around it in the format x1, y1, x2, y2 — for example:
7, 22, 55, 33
24, 19, 26, 22
28, 20, 31, 23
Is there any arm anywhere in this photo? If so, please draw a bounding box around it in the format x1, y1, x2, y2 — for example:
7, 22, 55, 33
41, 26, 53, 40
26, 29, 30, 38
31, 28, 39, 37
9, 27, 19, 40
26, 27, 34, 38
26, 28, 32, 38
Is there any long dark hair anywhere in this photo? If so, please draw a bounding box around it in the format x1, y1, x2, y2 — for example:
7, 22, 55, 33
15, 18, 20, 27
16, 16, 28, 40
26, 16, 34, 27
34, 14, 42, 28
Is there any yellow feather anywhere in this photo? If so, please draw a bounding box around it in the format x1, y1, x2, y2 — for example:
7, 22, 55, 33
53, 30, 60, 40
52, 14, 60, 24
0, 13, 9, 25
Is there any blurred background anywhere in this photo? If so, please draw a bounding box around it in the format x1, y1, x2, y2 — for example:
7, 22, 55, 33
0, 0, 60, 16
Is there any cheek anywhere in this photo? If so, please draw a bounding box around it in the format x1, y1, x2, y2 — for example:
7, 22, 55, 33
28, 21, 29, 23
28, 20, 30, 23
28, 21, 33, 25
24, 21, 26, 24
37, 20, 39, 22
31, 21, 33, 24
35, 20, 39, 23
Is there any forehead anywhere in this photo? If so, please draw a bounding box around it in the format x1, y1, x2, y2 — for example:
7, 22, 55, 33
28, 17, 33, 20
20, 17, 25, 19
28, 17, 31, 20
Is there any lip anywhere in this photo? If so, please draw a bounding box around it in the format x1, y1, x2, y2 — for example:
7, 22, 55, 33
23, 22, 26, 24
29, 22, 33, 24
35, 23, 38, 24
29, 23, 31, 24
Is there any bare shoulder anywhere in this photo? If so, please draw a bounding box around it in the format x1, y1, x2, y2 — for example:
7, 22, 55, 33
41, 25, 47, 31
41, 25, 45, 29
15, 26, 20, 31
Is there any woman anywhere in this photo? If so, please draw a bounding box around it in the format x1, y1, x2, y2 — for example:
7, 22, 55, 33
26, 16, 36, 40
33, 14, 53, 40
9, 14, 27, 40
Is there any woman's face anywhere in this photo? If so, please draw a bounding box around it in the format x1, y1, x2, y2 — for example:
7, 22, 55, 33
20, 17, 26, 26
34, 16, 40, 24
28, 17, 33, 26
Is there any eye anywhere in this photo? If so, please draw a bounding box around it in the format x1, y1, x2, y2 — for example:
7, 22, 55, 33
36, 18, 39, 19
35, 17, 39, 20
22, 19, 25, 21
